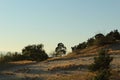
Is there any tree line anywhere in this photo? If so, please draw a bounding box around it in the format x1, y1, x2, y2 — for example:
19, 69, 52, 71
0, 29, 119, 63
0, 43, 67, 63
0, 44, 48, 63
72, 29, 120, 51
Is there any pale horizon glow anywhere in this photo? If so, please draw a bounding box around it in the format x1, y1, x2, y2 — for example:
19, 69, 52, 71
0, 0, 120, 53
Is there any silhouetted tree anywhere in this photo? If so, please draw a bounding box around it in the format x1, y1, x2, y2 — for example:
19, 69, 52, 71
71, 42, 87, 52
76, 42, 87, 50
112, 30, 120, 40
94, 33, 106, 46
106, 31, 116, 43
71, 29, 120, 53
87, 38, 95, 47
11, 52, 25, 61
55, 43, 67, 57
95, 33, 104, 39
22, 44, 48, 61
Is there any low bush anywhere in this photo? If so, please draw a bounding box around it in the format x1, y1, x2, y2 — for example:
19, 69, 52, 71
89, 49, 113, 80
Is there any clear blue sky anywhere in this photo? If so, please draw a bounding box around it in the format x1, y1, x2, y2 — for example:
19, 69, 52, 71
0, 0, 120, 53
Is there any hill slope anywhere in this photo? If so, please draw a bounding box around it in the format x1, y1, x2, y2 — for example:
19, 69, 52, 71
64, 42, 120, 59
0, 42, 120, 80
0, 54, 120, 80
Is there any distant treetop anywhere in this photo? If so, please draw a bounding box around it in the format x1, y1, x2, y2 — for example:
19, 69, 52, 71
55, 43, 67, 57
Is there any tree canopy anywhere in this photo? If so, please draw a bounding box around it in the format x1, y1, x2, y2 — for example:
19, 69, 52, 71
72, 29, 120, 51
22, 44, 48, 61
55, 43, 67, 57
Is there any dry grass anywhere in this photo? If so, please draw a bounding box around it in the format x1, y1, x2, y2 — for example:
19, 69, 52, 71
109, 50, 120, 55
67, 42, 120, 57
47, 43, 120, 63
9, 60, 36, 65
48, 63, 88, 71
47, 72, 95, 80
0, 43, 120, 80
111, 70, 120, 80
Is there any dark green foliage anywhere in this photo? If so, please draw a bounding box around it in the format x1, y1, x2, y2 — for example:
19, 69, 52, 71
89, 49, 113, 80
72, 29, 120, 51
93, 70, 111, 80
87, 38, 95, 47
106, 30, 120, 42
71, 42, 87, 52
105, 31, 117, 44
89, 49, 113, 71
0, 44, 48, 63
94, 33, 106, 46
55, 43, 67, 57
0, 44, 48, 64
113, 30, 120, 40
22, 44, 48, 61
0, 52, 24, 64
95, 33, 105, 40
11, 52, 24, 61
76, 42, 87, 50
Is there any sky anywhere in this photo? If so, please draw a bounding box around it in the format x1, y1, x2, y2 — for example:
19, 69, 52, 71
0, 0, 120, 53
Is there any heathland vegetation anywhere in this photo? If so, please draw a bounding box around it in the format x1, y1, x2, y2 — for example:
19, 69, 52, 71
0, 29, 120, 64
72, 29, 120, 51
0, 29, 120, 80
88, 49, 113, 80
0, 44, 48, 64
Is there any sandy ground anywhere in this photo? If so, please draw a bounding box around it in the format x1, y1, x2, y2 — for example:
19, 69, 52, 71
0, 55, 120, 80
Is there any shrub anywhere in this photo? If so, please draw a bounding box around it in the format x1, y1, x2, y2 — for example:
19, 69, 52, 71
89, 49, 113, 80
93, 70, 111, 80
94, 33, 106, 46
71, 29, 120, 52
0, 52, 24, 64
89, 49, 113, 71
22, 44, 48, 61
76, 42, 87, 50
87, 38, 95, 47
